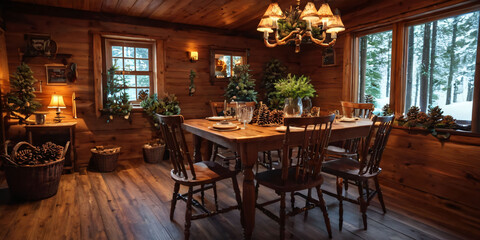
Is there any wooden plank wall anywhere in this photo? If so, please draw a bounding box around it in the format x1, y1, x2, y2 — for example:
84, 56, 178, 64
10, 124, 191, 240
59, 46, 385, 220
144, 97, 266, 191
381, 129, 480, 238
3, 11, 299, 170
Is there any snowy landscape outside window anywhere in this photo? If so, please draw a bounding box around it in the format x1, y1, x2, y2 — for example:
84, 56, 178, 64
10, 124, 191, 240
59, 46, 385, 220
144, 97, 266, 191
405, 11, 479, 121
356, 30, 393, 112
105, 39, 154, 103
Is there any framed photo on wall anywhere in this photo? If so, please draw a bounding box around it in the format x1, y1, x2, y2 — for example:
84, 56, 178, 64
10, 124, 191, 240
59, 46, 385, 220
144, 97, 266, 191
322, 47, 336, 67
45, 64, 67, 85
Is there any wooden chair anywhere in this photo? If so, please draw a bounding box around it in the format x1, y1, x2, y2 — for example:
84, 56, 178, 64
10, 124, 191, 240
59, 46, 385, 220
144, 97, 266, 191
322, 115, 394, 231
255, 115, 335, 239
208, 101, 255, 168
327, 101, 375, 160
156, 114, 243, 240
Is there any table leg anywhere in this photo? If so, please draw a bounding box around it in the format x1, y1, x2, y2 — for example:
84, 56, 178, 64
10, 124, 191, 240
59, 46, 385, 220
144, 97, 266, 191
193, 135, 203, 162
240, 143, 257, 239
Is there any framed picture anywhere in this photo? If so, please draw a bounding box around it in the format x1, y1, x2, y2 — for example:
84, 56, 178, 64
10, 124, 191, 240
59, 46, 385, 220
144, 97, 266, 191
45, 64, 67, 85
24, 34, 57, 57
322, 47, 336, 67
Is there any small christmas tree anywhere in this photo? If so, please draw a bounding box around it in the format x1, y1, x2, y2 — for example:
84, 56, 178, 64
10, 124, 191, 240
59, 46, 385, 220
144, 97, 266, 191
6, 63, 41, 122
101, 65, 132, 121
262, 59, 287, 110
224, 64, 257, 102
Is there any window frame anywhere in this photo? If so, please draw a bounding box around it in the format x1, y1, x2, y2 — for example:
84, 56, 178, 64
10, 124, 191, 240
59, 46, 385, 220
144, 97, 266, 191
104, 39, 154, 105
209, 47, 249, 85
93, 32, 165, 117
347, 6, 480, 131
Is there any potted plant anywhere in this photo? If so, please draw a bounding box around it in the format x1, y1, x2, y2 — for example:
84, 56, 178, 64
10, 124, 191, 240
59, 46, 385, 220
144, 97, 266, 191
274, 74, 316, 117
224, 64, 257, 102
139, 92, 181, 162
101, 65, 132, 122
5, 63, 41, 124
2, 141, 68, 200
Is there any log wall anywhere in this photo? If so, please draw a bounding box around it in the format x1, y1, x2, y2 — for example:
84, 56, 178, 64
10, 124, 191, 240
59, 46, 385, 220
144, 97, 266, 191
3, 11, 299, 170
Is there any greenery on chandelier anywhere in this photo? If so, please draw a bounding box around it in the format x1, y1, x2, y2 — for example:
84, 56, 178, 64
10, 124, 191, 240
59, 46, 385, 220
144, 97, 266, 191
262, 59, 287, 110
224, 64, 257, 102
276, 6, 323, 40
274, 74, 316, 100
5, 63, 41, 123
101, 65, 132, 120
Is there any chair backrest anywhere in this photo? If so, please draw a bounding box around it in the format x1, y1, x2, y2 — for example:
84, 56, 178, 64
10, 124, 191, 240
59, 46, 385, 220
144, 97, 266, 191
358, 115, 395, 175
341, 101, 375, 118
209, 101, 256, 116
156, 114, 197, 180
281, 115, 335, 182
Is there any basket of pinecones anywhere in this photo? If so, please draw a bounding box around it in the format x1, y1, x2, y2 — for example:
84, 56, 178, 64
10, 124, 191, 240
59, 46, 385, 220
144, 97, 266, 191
91, 145, 121, 172
2, 141, 68, 200
143, 139, 165, 163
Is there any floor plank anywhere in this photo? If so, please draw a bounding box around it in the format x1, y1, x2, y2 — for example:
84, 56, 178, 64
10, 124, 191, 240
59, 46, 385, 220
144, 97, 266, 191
0, 158, 470, 240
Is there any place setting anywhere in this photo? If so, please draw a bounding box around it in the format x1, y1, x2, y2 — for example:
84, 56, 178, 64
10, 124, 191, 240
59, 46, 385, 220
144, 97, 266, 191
207, 101, 254, 132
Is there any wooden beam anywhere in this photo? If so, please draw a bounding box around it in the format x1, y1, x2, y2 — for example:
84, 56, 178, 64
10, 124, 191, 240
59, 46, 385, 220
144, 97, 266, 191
92, 33, 103, 118
391, 22, 406, 115
342, 33, 353, 102
3, 1, 258, 39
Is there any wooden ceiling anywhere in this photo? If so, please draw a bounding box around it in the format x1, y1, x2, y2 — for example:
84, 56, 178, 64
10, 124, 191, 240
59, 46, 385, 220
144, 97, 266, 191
8, 0, 370, 33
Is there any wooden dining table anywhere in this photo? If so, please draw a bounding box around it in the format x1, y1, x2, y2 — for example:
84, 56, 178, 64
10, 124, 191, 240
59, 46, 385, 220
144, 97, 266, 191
182, 118, 373, 239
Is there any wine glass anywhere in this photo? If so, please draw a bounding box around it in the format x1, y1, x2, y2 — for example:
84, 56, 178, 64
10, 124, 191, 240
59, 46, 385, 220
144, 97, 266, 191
238, 105, 254, 129
302, 97, 312, 116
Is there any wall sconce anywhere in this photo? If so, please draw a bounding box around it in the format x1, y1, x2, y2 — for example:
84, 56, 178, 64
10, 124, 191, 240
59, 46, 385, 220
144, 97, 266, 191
188, 51, 198, 62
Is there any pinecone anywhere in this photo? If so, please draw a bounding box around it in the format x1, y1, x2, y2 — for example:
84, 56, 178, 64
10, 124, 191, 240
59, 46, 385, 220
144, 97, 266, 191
251, 108, 259, 124
269, 109, 284, 125
428, 106, 444, 126
257, 106, 271, 126
438, 115, 456, 128
16, 149, 34, 165
41, 142, 64, 162
417, 112, 429, 124
405, 106, 420, 127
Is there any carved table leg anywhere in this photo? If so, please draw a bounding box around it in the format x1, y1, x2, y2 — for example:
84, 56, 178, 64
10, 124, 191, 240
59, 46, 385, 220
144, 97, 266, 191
240, 143, 258, 239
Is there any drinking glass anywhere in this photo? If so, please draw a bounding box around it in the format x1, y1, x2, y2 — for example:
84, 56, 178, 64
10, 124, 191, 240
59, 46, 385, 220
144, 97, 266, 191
302, 97, 312, 116
238, 105, 254, 129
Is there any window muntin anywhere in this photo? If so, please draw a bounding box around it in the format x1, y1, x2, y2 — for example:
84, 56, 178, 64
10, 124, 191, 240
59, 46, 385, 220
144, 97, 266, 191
105, 40, 154, 103
356, 30, 393, 112
405, 11, 479, 120
214, 53, 245, 78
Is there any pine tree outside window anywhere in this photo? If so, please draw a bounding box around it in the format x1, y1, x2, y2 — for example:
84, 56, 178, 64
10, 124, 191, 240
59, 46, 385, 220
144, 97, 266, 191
355, 30, 393, 113
404, 11, 479, 121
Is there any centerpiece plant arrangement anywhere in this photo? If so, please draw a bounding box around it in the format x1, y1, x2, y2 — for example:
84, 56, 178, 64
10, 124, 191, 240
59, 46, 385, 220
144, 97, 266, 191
262, 59, 287, 110
101, 65, 132, 122
5, 63, 41, 124
224, 64, 257, 102
274, 74, 316, 117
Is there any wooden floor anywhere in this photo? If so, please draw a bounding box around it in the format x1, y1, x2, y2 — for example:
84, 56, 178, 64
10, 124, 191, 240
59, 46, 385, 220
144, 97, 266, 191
0, 159, 465, 240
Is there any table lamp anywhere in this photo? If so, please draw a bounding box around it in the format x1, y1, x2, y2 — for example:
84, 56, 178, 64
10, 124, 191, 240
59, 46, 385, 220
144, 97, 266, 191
48, 94, 66, 123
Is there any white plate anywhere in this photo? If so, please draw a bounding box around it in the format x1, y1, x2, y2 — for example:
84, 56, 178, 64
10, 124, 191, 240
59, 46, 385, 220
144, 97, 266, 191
212, 123, 238, 129
208, 126, 240, 132
275, 126, 304, 132
206, 116, 233, 121
339, 117, 357, 122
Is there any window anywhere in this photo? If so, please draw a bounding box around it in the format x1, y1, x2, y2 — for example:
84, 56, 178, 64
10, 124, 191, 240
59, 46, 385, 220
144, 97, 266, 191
404, 11, 479, 121
356, 30, 393, 112
210, 48, 248, 84
105, 39, 154, 103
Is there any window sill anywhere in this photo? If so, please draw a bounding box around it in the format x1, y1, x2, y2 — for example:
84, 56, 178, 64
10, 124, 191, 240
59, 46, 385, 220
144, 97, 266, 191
393, 125, 480, 138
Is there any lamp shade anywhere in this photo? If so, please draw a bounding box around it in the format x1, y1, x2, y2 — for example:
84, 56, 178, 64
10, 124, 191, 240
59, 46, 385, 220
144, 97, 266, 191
48, 95, 66, 109
317, 3, 334, 24
326, 14, 345, 34
300, 2, 319, 22
262, 2, 284, 21
257, 17, 274, 33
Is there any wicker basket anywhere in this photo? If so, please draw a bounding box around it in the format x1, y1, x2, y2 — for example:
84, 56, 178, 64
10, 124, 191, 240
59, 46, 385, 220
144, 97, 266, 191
142, 144, 165, 163
3, 141, 68, 200
91, 146, 121, 172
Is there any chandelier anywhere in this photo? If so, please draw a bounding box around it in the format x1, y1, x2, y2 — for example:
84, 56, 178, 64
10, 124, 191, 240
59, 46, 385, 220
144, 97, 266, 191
257, 0, 345, 53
